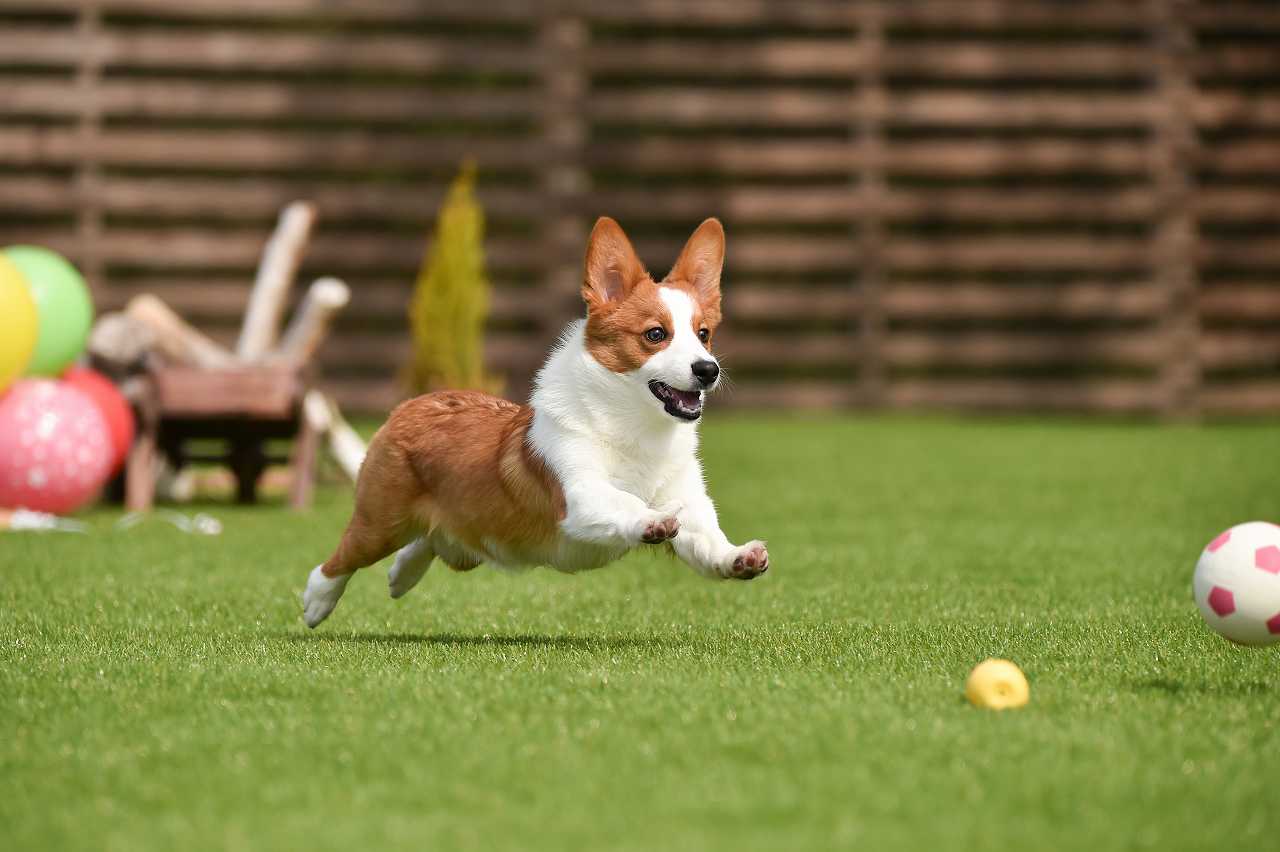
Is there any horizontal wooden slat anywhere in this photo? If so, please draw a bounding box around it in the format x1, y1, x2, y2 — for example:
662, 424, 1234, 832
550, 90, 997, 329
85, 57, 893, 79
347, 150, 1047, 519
586, 139, 852, 174
1, 78, 537, 121
0, 0, 537, 22
316, 330, 856, 372
318, 333, 540, 373
590, 41, 1154, 78
885, 331, 1164, 368
879, 1, 1146, 29
0, 180, 1162, 225
0, 26, 80, 66
726, 287, 859, 320
319, 377, 405, 414
1194, 45, 1280, 77
886, 379, 1161, 413
1200, 239, 1280, 267
588, 89, 851, 127
1199, 286, 1280, 320
885, 283, 1164, 319
584, 0, 1143, 28
885, 44, 1154, 78
884, 140, 1151, 175
1, 227, 542, 270
0, 174, 78, 213
718, 381, 860, 410
588, 187, 1158, 223
589, 38, 863, 76
589, 90, 1156, 128
0, 229, 1155, 276
1194, 92, 1280, 129
91, 176, 544, 220
0, 127, 546, 170
1196, 188, 1280, 221
886, 93, 1156, 128
94, 279, 550, 323
1188, 3, 1280, 31
1199, 141, 1280, 174
1199, 382, 1280, 415
587, 138, 1154, 176
883, 188, 1157, 221
0, 27, 536, 73
1201, 331, 1280, 369
714, 334, 854, 367
631, 236, 858, 271
885, 237, 1149, 270
589, 187, 859, 222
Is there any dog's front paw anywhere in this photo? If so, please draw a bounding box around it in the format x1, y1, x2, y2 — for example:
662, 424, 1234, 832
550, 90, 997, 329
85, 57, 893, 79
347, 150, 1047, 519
725, 540, 769, 580
639, 515, 680, 544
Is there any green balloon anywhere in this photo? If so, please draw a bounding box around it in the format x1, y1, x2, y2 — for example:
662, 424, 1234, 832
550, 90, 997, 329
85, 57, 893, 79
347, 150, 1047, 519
3, 245, 94, 376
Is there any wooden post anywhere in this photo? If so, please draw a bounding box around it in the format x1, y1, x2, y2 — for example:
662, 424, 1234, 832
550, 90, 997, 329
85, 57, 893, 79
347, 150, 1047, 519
268, 277, 351, 367
74, 1, 104, 294
237, 201, 317, 362
1150, 0, 1200, 418
288, 407, 320, 511
536, 5, 587, 403
124, 377, 159, 512
125, 294, 238, 369
855, 1, 888, 408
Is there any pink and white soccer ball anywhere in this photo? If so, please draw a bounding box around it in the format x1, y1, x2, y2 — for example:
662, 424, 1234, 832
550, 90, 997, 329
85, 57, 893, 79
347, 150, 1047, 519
1193, 521, 1280, 647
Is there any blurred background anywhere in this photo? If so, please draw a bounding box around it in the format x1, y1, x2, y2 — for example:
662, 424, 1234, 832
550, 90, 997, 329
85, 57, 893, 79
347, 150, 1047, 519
1, 0, 1277, 417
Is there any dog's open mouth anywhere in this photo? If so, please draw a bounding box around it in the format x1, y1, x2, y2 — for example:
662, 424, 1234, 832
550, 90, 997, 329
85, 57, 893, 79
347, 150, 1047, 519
648, 381, 703, 421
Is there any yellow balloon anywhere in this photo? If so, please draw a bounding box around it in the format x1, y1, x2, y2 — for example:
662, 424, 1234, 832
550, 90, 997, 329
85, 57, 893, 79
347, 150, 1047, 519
0, 254, 38, 393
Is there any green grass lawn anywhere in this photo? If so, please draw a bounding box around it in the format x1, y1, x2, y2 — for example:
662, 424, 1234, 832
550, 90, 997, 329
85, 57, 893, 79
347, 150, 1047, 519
3, 415, 1278, 851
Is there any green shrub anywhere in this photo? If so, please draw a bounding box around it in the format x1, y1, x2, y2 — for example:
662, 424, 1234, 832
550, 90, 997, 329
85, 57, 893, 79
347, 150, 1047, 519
405, 161, 501, 395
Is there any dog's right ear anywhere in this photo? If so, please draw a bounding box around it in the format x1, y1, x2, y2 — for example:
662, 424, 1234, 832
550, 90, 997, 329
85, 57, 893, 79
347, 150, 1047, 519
582, 217, 647, 310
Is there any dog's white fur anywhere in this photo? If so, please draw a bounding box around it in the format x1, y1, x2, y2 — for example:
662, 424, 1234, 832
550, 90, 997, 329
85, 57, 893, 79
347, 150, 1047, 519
526, 288, 764, 578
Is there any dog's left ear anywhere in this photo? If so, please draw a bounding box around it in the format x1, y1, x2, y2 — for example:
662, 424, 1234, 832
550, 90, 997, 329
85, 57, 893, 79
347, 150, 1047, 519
666, 218, 725, 307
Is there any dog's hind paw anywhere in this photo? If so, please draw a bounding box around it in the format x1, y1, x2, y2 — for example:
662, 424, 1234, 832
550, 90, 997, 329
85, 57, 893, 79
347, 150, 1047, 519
388, 538, 432, 599
302, 566, 349, 628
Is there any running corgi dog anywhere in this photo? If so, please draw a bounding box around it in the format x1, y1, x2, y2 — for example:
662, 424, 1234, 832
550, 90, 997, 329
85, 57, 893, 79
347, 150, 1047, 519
302, 216, 769, 628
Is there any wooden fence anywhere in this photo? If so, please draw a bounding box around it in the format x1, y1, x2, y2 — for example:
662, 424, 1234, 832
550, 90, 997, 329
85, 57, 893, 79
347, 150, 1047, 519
1, 0, 1278, 415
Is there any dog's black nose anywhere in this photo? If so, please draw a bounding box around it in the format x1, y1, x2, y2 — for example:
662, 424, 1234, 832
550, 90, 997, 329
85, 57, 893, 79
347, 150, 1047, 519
691, 360, 720, 387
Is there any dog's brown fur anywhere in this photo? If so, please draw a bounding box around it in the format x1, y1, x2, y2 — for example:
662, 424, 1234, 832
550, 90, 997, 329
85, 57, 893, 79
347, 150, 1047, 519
320, 392, 564, 577
583, 218, 724, 373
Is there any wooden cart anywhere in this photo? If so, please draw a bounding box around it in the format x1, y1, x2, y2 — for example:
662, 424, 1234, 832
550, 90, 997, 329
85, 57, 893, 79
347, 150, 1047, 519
125, 366, 319, 511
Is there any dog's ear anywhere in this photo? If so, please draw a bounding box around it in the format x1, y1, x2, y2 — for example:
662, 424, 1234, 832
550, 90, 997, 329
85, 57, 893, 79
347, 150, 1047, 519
666, 218, 725, 308
583, 217, 647, 309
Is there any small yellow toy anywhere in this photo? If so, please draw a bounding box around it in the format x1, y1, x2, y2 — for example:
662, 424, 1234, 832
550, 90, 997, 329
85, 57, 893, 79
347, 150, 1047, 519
965, 659, 1029, 710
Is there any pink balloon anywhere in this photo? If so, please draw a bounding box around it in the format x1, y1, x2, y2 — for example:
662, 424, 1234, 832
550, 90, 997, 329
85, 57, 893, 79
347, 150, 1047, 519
0, 378, 114, 514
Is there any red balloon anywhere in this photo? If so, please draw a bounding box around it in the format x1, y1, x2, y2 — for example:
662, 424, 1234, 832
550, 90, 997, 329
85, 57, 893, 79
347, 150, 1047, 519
63, 367, 135, 474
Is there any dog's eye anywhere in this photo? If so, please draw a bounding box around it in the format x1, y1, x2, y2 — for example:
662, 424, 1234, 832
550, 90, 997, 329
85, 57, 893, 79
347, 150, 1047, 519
698, 328, 710, 343
644, 327, 667, 343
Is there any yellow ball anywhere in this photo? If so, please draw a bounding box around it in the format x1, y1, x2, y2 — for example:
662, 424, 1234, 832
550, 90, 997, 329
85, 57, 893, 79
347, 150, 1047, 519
965, 658, 1029, 710
0, 254, 38, 392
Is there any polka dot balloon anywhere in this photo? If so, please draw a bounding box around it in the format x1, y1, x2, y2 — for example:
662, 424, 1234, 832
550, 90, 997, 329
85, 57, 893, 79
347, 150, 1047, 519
0, 378, 113, 514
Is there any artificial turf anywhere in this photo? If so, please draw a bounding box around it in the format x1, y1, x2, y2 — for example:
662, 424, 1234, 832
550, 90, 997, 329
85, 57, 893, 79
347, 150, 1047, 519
2, 415, 1278, 851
